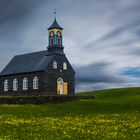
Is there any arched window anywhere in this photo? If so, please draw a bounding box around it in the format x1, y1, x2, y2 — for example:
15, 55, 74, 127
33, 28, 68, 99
50, 31, 54, 37
57, 37, 61, 45
63, 62, 67, 70
23, 78, 28, 90
4, 79, 8, 91
50, 31, 54, 45
33, 77, 38, 89
13, 79, 18, 91
57, 31, 61, 45
57, 78, 63, 95
53, 61, 57, 69
50, 37, 54, 45
57, 31, 61, 37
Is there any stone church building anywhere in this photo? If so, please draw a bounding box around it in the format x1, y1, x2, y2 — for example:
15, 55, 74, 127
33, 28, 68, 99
0, 18, 75, 96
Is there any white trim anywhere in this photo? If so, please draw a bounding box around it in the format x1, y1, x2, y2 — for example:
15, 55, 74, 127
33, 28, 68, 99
4, 79, 8, 91
53, 61, 57, 69
33, 77, 38, 90
57, 78, 63, 95
63, 62, 67, 70
23, 78, 28, 90
13, 79, 18, 91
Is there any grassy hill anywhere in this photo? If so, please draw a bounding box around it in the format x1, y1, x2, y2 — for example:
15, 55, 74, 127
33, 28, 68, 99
0, 87, 140, 139
77, 87, 140, 113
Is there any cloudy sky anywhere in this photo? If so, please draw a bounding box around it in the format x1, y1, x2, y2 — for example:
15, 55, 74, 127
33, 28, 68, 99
0, 0, 140, 92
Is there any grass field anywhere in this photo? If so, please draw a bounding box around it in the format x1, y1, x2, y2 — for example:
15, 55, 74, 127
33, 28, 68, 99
1, 87, 140, 139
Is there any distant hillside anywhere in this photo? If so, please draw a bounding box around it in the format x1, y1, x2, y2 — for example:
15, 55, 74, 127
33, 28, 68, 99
76, 87, 140, 113
77, 87, 140, 98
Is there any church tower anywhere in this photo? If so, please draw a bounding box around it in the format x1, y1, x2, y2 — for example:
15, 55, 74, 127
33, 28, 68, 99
46, 13, 75, 95
47, 16, 64, 54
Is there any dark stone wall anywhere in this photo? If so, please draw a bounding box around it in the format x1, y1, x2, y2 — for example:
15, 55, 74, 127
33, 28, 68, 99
0, 72, 45, 96
0, 96, 94, 104
43, 54, 75, 95
0, 53, 75, 96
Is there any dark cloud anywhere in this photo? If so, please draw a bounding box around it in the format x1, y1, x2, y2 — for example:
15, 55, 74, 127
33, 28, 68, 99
75, 63, 126, 84
98, 27, 124, 42
75, 62, 138, 92
93, 20, 140, 46
127, 47, 140, 56
0, 0, 47, 25
136, 29, 140, 37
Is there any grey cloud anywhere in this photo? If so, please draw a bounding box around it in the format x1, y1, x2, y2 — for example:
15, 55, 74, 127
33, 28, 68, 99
127, 47, 140, 56
93, 20, 140, 46
136, 30, 140, 37
0, 0, 47, 25
75, 62, 140, 92
75, 63, 127, 84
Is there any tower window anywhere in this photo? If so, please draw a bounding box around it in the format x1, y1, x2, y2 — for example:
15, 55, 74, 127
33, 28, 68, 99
50, 37, 54, 45
13, 79, 18, 91
57, 31, 61, 36
63, 62, 67, 70
23, 78, 28, 90
33, 77, 38, 90
57, 37, 61, 45
50, 31, 54, 37
4, 79, 8, 91
50, 31, 54, 45
53, 61, 57, 69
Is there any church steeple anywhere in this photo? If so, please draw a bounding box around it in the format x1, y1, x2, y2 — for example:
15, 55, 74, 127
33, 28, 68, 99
47, 11, 64, 54
48, 18, 63, 30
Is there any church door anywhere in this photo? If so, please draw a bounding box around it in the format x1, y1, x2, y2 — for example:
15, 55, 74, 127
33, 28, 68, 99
57, 78, 63, 95
57, 78, 68, 95
63, 82, 68, 95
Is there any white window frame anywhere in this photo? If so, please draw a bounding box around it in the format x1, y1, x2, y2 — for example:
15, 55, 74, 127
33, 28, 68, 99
33, 77, 38, 90
4, 79, 8, 91
63, 62, 67, 70
23, 78, 28, 90
53, 61, 57, 69
13, 79, 18, 91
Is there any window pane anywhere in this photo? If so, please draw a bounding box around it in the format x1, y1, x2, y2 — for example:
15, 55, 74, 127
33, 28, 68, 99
53, 61, 57, 69
4, 80, 8, 91
63, 62, 67, 70
33, 77, 38, 89
23, 78, 28, 90
13, 79, 18, 91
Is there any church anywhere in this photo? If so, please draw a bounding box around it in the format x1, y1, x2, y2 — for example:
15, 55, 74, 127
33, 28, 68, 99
0, 17, 75, 96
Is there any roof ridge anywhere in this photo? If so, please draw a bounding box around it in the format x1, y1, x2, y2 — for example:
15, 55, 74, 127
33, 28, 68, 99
14, 50, 47, 57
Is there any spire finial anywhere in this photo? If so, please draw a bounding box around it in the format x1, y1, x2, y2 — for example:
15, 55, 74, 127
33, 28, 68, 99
54, 8, 56, 19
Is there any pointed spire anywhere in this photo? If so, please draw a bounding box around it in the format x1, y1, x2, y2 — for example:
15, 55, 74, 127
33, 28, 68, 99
48, 10, 63, 30
54, 8, 56, 19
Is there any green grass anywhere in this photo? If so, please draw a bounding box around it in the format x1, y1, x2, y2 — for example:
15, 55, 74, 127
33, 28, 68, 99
1, 87, 140, 139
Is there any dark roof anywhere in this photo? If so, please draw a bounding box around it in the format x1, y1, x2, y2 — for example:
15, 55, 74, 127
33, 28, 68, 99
0, 50, 55, 76
48, 18, 63, 30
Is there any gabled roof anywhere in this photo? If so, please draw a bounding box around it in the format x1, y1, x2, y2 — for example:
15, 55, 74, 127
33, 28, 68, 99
48, 18, 63, 30
0, 50, 55, 76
